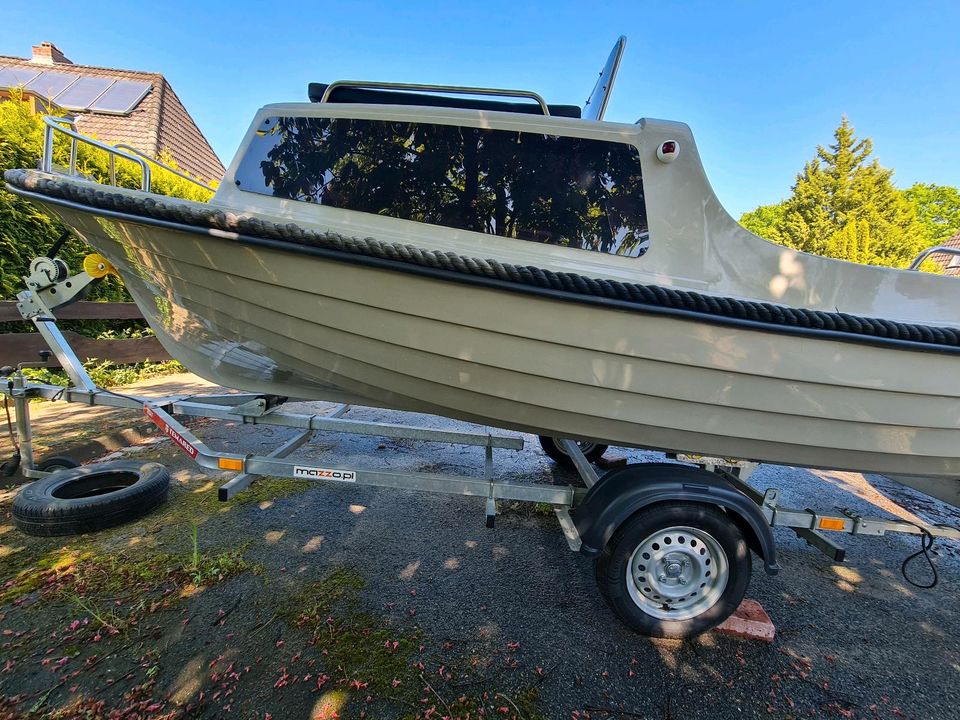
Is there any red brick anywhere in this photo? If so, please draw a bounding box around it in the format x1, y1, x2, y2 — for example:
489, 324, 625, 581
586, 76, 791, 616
596, 454, 628, 469
713, 599, 775, 642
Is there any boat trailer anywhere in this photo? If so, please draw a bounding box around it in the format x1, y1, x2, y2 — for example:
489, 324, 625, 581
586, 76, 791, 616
3, 254, 959, 636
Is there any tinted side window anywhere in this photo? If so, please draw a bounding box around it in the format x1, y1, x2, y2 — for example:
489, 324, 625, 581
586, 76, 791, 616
236, 116, 649, 257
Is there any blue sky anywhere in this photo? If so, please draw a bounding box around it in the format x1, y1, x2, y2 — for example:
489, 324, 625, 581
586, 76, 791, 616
2, 0, 957, 217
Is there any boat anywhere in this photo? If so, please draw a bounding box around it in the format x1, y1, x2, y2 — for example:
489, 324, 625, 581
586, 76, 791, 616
7, 37, 960, 506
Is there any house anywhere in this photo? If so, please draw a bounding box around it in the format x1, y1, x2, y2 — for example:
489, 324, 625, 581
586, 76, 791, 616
0, 42, 223, 181
930, 232, 960, 277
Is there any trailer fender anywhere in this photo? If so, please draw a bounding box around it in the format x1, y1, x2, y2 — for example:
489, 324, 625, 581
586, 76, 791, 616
572, 463, 780, 574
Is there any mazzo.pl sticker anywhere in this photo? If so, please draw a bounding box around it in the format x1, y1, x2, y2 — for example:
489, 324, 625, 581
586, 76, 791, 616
293, 466, 357, 482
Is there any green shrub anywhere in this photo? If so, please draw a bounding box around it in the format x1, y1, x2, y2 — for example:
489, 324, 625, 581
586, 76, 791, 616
22, 358, 185, 388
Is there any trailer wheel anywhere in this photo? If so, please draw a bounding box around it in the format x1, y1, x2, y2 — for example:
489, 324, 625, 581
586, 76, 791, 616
12, 461, 170, 537
37, 455, 81, 473
538, 436, 608, 468
595, 501, 751, 638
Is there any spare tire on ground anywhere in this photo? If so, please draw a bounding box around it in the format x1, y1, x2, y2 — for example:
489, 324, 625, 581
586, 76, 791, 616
12, 460, 170, 537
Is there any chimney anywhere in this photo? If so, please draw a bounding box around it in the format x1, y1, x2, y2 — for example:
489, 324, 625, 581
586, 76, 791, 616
30, 42, 72, 65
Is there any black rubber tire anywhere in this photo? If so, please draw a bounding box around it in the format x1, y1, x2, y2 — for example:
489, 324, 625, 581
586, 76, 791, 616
538, 436, 608, 468
36, 455, 81, 473
12, 460, 170, 537
595, 501, 751, 638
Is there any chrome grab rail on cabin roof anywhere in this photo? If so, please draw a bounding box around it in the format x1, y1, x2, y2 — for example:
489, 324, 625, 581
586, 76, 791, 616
319, 80, 552, 116
909, 245, 960, 270
40, 115, 214, 194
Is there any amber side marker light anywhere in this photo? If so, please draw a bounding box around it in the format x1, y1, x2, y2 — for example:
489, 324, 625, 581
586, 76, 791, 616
818, 518, 847, 531
219, 457, 244, 471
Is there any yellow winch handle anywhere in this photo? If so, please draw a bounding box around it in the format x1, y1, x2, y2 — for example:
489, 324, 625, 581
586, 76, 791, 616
83, 254, 118, 279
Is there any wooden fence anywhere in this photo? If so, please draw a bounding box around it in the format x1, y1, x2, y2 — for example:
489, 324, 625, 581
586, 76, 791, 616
0, 301, 170, 367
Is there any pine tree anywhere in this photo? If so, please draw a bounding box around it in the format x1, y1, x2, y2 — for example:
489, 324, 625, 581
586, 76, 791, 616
740, 118, 928, 267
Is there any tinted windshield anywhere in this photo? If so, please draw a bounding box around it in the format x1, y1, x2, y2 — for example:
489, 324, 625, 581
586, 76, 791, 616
237, 116, 649, 257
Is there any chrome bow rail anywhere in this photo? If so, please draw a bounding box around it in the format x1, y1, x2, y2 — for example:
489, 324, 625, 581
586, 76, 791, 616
113, 143, 216, 192
40, 115, 214, 193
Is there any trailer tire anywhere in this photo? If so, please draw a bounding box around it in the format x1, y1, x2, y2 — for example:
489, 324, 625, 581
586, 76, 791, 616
12, 461, 170, 537
595, 501, 751, 638
538, 436, 608, 468
36, 455, 81, 473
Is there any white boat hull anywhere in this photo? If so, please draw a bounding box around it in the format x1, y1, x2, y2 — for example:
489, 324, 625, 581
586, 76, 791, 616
43, 200, 960, 493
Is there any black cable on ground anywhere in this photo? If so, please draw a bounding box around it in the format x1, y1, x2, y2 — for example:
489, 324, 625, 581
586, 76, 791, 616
100, 387, 157, 404
3, 395, 19, 454
2, 395, 21, 477
901, 526, 939, 589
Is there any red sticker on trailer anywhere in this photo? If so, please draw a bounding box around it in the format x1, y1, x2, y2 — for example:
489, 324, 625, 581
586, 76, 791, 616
144, 405, 199, 459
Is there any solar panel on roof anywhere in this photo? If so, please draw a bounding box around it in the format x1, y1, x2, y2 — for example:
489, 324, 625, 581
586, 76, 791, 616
0, 66, 42, 88
89, 80, 151, 114
54, 77, 114, 110
24, 71, 80, 100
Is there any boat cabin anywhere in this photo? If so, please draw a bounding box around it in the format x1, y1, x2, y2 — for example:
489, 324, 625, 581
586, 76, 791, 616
216, 37, 958, 323
230, 37, 653, 259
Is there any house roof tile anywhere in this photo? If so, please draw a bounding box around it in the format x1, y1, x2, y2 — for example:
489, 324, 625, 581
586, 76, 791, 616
931, 231, 960, 276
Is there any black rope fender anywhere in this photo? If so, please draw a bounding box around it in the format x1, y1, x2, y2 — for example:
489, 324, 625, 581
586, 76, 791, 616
7, 168, 960, 350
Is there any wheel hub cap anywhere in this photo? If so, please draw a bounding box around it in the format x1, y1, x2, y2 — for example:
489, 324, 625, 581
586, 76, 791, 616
626, 525, 729, 621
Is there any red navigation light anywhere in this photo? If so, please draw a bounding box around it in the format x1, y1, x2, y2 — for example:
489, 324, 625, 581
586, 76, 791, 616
656, 140, 680, 163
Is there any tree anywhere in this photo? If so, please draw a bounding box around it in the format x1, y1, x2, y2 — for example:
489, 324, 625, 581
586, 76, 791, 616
740, 118, 928, 267
740, 202, 787, 245
903, 183, 960, 243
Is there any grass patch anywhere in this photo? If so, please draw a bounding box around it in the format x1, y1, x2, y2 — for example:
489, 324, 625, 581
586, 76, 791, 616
70, 544, 250, 598
0, 474, 309, 606
0, 546, 91, 605
1, 539, 252, 665
299, 566, 365, 608
281, 567, 543, 720
143, 475, 314, 535
233, 476, 315, 505
290, 568, 420, 697
1, 536, 249, 607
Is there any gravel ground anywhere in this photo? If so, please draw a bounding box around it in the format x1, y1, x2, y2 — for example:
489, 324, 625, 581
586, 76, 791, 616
199, 402, 960, 719
2, 399, 959, 719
